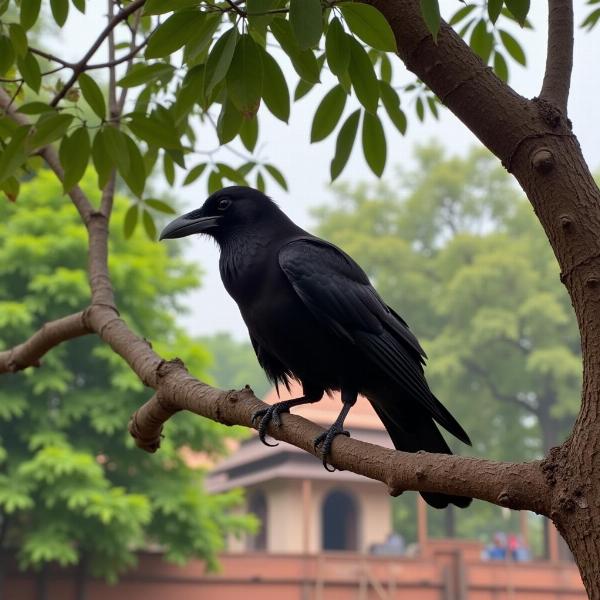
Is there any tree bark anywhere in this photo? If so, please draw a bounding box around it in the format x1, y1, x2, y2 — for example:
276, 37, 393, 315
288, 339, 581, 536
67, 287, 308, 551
366, 1, 600, 594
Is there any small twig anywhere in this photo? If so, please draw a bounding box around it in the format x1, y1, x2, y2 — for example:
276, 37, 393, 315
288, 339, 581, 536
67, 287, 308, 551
50, 0, 147, 107
29, 47, 76, 68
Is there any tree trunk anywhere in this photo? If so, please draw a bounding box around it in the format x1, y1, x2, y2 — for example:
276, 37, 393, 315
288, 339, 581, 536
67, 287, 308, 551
75, 555, 87, 600
35, 565, 48, 600
364, 2, 600, 594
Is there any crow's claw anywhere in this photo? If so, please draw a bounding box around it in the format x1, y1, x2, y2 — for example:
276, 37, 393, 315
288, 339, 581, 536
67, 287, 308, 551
314, 426, 351, 471
252, 404, 291, 447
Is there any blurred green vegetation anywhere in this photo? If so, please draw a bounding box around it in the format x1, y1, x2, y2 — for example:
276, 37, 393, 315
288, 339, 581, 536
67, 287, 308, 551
0, 170, 254, 585
313, 143, 581, 554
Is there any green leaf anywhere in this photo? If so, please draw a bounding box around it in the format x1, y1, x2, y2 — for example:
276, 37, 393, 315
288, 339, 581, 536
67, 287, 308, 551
362, 111, 386, 177
448, 4, 476, 26
247, 0, 284, 31
256, 170, 265, 192
92, 129, 113, 189
499, 30, 526, 65
270, 19, 320, 83
240, 116, 259, 152
294, 78, 316, 101
470, 19, 494, 64
418, 0, 440, 41
128, 113, 182, 150
101, 127, 130, 174
310, 85, 347, 143
18, 102, 55, 115
50, 0, 69, 26
226, 34, 263, 118
289, 0, 323, 49
348, 36, 379, 114
379, 54, 392, 83
18, 52, 41, 93
183, 13, 220, 64
123, 204, 138, 239
59, 127, 90, 192
21, 0, 41, 30
204, 27, 238, 95
379, 81, 406, 134
339, 3, 397, 52
264, 164, 287, 190
330, 109, 360, 181
0, 126, 30, 184
72, 0, 86, 14
30, 114, 74, 149
0, 36, 15, 76
415, 96, 425, 121
163, 152, 175, 186
117, 63, 175, 88
259, 49, 290, 123
504, 0, 530, 26
326, 17, 350, 77
1, 175, 20, 202
216, 98, 243, 145
183, 163, 207, 186
9, 24, 28, 58
488, 0, 504, 24
174, 65, 205, 119
493, 51, 509, 82
145, 198, 176, 214
78, 73, 106, 120
143, 210, 157, 240
143, 0, 199, 15
145, 9, 206, 58
121, 134, 147, 197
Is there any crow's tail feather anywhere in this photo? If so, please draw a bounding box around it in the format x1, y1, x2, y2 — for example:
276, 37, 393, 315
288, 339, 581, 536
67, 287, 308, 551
366, 389, 472, 510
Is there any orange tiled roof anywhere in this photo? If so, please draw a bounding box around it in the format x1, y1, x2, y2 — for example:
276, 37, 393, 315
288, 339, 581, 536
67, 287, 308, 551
262, 380, 384, 431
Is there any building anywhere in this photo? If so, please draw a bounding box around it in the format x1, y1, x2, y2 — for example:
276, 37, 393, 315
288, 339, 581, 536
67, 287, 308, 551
207, 380, 396, 555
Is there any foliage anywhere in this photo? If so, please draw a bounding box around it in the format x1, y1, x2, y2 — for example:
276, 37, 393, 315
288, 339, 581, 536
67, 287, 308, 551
314, 144, 580, 544
0, 0, 572, 242
199, 332, 271, 399
0, 171, 252, 580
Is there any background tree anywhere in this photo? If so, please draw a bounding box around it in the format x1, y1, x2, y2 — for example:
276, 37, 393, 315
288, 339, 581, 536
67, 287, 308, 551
0, 171, 251, 597
199, 332, 270, 398
2, 0, 600, 595
315, 143, 580, 551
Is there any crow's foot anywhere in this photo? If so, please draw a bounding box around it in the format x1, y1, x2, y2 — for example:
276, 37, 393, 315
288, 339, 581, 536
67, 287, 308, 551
314, 425, 351, 472
252, 400, 300, 447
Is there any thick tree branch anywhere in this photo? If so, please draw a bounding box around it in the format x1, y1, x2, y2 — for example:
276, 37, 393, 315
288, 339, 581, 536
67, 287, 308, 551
126, 360, 550, 516
0, 312, 91, 374
0, 88, 95, 224
50, 0, 147, 107
540, 0, 574, 112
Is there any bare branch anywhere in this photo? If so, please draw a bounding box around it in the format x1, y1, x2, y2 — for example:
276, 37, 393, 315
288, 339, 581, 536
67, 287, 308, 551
29, 48, 76, 68
107, 0, 119, 119
0, 312, 91, 374
50, 0, 147, 107
540, 0, 574, 112
127, 361, 550, 516
0, 88, 95, 224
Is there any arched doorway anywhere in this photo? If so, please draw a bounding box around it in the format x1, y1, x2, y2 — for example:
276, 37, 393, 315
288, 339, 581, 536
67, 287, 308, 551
321, 489, 359, 551
247, 491, 268, 551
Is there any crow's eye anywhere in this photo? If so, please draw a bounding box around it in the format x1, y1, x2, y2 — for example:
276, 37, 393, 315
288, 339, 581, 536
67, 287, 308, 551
217, 198, 232, 211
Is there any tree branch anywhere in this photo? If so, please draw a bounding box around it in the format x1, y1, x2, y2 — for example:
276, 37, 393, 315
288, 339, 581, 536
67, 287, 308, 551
0, 88, 95, 224
0, 312, 91, 374
127, 360, 550, 516
540, 0, 574, 112
50, 0, 147, 107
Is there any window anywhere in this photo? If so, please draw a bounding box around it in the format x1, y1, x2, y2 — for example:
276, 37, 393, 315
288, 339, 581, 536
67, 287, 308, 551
321, 489, 359, 551
247, 491, 268, 551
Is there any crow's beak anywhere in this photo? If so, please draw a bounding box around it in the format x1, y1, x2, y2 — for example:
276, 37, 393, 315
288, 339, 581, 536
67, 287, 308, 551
159, 212, 222, 240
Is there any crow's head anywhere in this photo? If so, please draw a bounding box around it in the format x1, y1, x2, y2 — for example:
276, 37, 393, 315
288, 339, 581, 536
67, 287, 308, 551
159, 186, 279, 242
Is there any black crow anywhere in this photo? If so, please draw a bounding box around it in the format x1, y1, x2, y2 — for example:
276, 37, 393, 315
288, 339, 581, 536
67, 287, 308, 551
160, 186, 471, 509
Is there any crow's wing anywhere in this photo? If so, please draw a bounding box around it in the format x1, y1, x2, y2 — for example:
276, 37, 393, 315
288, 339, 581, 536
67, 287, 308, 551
278, 237, 470, 445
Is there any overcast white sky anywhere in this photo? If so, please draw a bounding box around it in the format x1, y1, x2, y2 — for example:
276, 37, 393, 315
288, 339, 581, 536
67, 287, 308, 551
58, 1, 600, 339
